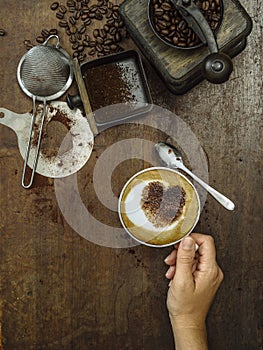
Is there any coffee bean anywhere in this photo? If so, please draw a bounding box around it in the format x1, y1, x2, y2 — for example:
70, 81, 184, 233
161, 29, 169, 36
155, 8, 164, 17
77, 45, 84, 52
162, 14, 171, 23
67, 0, 75, 6
56, 12, 64, 19
202, 1, 210, 11
59, 20, 69, 28
36, 36, 45, 43
106, 10, 112, 19
93, 29, 99, 38
76, 32, 82, 40
24, 39, 33, 49
72, 42, 79, 50
59, 5, 67, 14
112, 12, 119, 20
104, 39, 113, 45
110, 44, 118, 51
100, 29, 106, 38
81, 14, 89, 21
74, 10, 81, 20
114, 32, 121, 43
50, 2, 59, 10
89, 40, 96, 47
89, 49, 96, 55
70, 34, 77, 43
41, 29, 50, 37
104, 24, 110, 32
89, 5, 97, 12
69, 16, 76, 25
96, 36, 104, 44
172, 36, 179, 45
100, 6, 108, 14
78, 53, 86, 62
0, 28, 6, 36
79, 24, 86, 34
161, 2, 172, 11
95, 13, 103, 20
84, 18, 92, 26
103, 45, 110, 53
96, 44, 103, 52
109, 26, 116, 35
49, 28, 58, 35
107, 18, 115, 26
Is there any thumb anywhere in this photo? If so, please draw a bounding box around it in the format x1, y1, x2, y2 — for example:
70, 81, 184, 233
175, 236, 196, 284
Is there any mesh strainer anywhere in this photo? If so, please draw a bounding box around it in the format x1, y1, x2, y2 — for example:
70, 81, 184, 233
17, 35, 73, 188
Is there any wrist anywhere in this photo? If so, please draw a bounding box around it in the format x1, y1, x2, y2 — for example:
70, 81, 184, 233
169, 316, 208, 350
169, 314, 206, 331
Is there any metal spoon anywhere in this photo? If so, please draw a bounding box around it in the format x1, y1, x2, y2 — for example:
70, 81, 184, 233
155, 142, 235, 211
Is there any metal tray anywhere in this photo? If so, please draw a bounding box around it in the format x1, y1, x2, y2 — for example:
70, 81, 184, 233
80, 50, 152, 128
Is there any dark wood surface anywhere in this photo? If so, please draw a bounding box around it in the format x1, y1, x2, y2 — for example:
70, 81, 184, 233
0, 1, 262, 349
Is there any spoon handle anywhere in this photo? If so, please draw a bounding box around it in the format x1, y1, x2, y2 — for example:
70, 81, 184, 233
179, 164, 235, 211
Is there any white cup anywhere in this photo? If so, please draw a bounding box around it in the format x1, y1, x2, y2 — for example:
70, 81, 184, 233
118, 167, 200, 248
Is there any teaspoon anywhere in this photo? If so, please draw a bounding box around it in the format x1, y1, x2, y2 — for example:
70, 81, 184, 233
155, 142, 235, 211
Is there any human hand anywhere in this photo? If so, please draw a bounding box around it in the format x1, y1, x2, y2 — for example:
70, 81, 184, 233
165, 233, 223, 335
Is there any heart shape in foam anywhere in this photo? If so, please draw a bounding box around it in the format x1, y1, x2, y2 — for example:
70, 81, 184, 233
141, 181, 186, 228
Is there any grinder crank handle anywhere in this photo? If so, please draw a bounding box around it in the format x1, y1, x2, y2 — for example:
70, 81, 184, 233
172, 0, 233, 84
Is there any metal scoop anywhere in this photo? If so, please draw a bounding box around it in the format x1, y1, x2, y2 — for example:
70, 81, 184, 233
155, 142, 235, 211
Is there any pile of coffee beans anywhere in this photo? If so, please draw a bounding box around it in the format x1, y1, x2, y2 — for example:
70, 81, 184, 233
49, 0, 127, 61
149, 0, 223, 48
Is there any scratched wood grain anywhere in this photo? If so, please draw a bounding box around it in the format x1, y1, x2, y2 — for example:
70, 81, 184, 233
0, 0, 262, 349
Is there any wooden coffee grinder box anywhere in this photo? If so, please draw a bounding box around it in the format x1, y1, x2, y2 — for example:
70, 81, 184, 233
119, 0, 252, 94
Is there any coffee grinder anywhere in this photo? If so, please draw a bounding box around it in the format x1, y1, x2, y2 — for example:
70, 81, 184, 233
119, 0, 252, 94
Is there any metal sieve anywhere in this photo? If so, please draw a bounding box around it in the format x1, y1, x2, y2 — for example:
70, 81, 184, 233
17, 35, 73, 188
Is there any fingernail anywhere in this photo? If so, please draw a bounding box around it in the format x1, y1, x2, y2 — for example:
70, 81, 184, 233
181, 237, 195, 250
165, 267, 171, 278
164, 256, 170, 263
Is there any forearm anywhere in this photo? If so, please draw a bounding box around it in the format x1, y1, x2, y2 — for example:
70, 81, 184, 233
170, 318, 208, 350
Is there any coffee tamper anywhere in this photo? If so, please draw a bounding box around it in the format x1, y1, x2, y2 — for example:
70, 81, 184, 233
172, 0, 233, 83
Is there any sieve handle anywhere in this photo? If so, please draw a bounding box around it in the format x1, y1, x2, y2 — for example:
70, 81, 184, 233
21, 98, 47, 189
43, 35, 60, 49
73, 58, 98, 136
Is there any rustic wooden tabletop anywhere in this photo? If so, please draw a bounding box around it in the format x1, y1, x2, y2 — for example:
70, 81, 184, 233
0, 1, 262, 349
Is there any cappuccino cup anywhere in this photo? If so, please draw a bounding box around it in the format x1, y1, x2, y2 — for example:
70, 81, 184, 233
118, 167, 200, 247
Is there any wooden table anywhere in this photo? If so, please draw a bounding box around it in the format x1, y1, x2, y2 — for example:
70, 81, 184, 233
0, 1, 262, 349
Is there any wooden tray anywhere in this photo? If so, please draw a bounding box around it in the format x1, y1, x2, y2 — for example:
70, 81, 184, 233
119, 0, 252, 94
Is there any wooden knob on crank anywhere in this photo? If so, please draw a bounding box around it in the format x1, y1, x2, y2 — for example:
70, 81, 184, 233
202, 52, 233, 84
